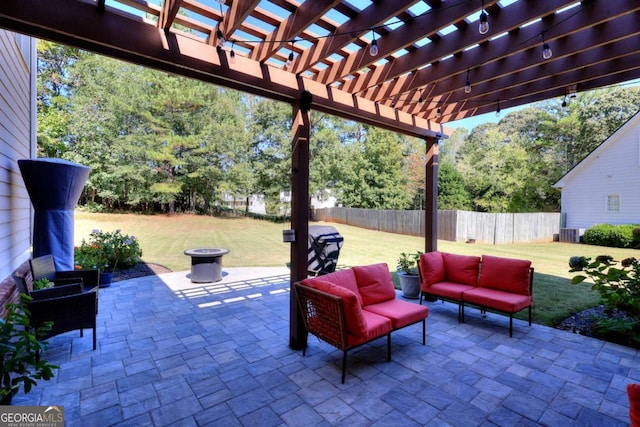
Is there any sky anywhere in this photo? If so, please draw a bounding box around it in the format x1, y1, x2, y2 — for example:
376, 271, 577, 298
445, 105, 522, 132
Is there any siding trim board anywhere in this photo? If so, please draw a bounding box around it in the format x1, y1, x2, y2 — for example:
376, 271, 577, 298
0, 30, 35, 304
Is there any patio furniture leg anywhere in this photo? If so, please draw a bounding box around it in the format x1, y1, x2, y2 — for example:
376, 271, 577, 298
528, 306, 532, 326
509, 315, 513, 337
341, 351, 347, 384
386, 333, 391, 362
422, 319, 426, 345
419, 292, 423, 305
460, 303, 465, 323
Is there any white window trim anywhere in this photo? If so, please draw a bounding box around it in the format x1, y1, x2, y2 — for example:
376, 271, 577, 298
606, 194, 620, 212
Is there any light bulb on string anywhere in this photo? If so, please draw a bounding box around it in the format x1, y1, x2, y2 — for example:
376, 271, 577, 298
369, 31, 379, 56
464, 70, 472, 94
436, 106, 442, 118
230, 41, 236, 64
541, 32, 552, 60
216, 26, 226, 48
495, 101, 501, 117
542, 42, 553, 60
561, 95, 567, 110
478, 1, 489, 35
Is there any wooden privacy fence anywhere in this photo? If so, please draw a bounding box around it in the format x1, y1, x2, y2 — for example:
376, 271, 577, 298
314, 208, 563, 244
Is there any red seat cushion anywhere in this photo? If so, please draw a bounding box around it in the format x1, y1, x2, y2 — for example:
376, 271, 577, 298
427, 282, 476, 300
300, 279, 368, 337
629, 383, 640, 427
462, 287, 531, 313
364, 299, 429, 329
353, 263, 396, 306
479, 255, 532, 295
442, 253, 480, 286
419, 251, 445, 289
348, 311, 392, 346
309, 268, 362, 305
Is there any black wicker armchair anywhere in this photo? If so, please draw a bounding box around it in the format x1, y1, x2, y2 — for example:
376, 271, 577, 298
13, 271, 98, 350
29, 254, 99, 292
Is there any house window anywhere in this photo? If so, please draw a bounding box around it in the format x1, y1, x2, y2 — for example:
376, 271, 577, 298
607, 195, 620, 212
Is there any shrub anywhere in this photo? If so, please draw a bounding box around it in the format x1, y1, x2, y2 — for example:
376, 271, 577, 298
569, 255, 640, 347
583, 223, 638, 248
74, 229, 143, 271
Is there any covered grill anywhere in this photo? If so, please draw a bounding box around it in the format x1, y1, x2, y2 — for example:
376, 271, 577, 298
307, 225, 344, 276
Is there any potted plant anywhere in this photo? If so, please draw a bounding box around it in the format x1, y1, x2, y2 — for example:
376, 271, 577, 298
397, 251, 423, 299
0, 296, 58, 404
74, 229, 143, 287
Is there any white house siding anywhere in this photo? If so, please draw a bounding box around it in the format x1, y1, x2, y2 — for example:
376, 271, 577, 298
556, 113, 640, 229
0, 30, 35, 283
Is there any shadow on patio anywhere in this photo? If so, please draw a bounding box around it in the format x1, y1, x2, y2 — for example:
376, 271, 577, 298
12, 267, 637, 426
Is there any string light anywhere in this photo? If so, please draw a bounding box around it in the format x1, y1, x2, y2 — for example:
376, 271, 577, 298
369, 31, 379, 56
561, 95, 567, 109
464, 70, 472, 94
541, 33, 552, 60
230, 40, 236, 64
478, 0, 489, 35
436, 105, 442, 118
495, 101, 501, 117
216, 25, 226, 48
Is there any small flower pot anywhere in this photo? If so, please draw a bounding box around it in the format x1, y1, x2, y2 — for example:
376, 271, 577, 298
99, 272, 113, 287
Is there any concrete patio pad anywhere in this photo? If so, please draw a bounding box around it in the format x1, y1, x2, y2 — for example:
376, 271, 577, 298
12, 267, 638, 426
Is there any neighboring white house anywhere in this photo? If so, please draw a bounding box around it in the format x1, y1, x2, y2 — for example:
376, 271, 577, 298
553, 110, 640, 232
223, 190, 337, 215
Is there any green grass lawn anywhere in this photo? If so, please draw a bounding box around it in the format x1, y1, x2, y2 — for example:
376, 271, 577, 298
75, 211, 639, 327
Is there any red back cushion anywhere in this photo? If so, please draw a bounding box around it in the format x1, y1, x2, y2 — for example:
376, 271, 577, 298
629, 383, 640, 427
442, 253, 480, 286
314, 268, 361, 305
352, 263, 396, 306
418, 251, 445, 288
479, 255, 532, 295
300, 279, 367, 337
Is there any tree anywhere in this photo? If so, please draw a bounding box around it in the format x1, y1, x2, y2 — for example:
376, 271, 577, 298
338, 126, 410, 209
36, 41, 82, 158
248, 98, 292, 214
437, 161, 472, 210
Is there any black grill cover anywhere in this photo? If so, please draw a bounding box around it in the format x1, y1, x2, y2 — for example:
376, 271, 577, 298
308, 225, 344, 276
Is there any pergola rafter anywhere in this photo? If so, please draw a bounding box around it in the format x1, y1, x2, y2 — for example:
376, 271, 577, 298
2, 0, 635, 127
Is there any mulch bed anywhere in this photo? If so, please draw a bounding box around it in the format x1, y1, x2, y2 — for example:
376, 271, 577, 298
111, 262, 172, 282
555, 306, 606, 337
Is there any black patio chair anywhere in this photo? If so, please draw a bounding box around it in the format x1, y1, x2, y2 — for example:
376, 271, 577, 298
29, 254, 99, 292
13, 270, 98, 350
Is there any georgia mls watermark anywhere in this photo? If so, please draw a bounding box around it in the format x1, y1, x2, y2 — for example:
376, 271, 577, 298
0, 406, 64, 427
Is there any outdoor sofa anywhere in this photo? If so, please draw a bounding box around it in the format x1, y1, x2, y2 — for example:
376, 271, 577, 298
419, 251, 534, 337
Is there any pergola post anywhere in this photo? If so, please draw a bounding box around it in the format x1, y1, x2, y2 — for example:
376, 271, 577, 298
425, 136, 439, 253
289, 91, 311, 350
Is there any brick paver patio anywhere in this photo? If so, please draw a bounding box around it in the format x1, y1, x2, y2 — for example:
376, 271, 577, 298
12, 267, 638, 426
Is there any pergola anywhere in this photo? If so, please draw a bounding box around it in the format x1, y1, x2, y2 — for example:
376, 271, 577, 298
1, 0, 638, 349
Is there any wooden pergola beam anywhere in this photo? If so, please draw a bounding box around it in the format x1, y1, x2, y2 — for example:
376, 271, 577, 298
0, 0, 438, 139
